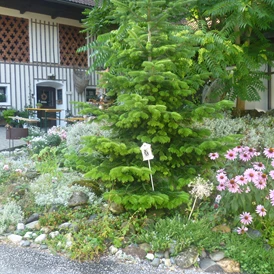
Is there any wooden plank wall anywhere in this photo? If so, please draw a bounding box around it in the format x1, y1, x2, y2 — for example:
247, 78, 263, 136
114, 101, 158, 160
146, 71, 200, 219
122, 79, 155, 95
30, 19, 59, 64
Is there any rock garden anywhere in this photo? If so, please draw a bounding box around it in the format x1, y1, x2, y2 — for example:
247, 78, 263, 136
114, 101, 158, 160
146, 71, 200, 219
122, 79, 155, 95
1, 114, 274, 274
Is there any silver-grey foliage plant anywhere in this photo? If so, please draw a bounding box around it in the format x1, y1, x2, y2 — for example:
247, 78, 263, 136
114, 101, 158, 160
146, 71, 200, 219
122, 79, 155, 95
199, 114, 274, 149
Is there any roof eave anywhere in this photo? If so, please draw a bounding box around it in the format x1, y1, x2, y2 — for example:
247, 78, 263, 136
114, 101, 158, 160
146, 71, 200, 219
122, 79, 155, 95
44, 0, 93, 9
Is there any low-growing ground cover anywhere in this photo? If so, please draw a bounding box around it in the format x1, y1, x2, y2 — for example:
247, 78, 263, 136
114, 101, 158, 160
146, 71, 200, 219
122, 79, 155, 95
1, 115, 274, 273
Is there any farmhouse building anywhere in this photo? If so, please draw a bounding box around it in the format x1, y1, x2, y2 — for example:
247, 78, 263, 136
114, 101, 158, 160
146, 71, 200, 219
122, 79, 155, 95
0, 0, 97, 124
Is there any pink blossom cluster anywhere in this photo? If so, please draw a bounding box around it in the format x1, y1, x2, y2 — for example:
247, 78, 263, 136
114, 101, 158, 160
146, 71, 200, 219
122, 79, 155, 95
209, 145, 274, 234
47, 126, 67, 140
2, 165, 23, 175
209, 146, 274, 197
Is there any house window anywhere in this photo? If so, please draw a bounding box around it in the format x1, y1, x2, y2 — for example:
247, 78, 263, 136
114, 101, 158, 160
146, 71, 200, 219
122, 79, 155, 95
0, 87, 7, 103
86, 88, 97, 102
57, 89, 63, 104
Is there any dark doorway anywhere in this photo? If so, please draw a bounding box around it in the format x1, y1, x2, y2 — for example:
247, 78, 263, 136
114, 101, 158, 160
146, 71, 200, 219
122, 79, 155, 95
37, 86, 56, 128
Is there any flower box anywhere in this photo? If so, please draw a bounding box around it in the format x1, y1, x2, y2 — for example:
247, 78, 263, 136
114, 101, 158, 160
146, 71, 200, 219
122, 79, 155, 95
6, 127, 28, 140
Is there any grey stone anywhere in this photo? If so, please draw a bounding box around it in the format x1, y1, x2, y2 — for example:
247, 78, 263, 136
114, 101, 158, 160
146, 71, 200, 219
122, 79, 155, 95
169, 242, 177, 255
40, 244, 48, 250
25, 213, 40, 224
25, 220, 39, 230
7, 234, 22, 244
17, 223, 25, 230
109, 245, 119, 255
58, 222, 72, 230
175, 247, 199, 269
68, 191, 89, 207
48, 205, 61, 212
139, 243, 151, 252
49, 231, 59, 239
23, 232, 34, 239
34, 234, 47, 243
109, 202, 124, 214
155, 252, 164, 259
209, 251, 225, 262
40, 227, 51, 234
247, 228, 262, 239
200, 258, 224, 273
71, 223, 80, 233
151, 258, 160, 267
164, 250, 169, 259
122, 246, 147, 260
200, 250, 207, 259
88, 214, 98, 221
20, 240, 31, 247
146, 253, 154, 261
217, 258, 240, 273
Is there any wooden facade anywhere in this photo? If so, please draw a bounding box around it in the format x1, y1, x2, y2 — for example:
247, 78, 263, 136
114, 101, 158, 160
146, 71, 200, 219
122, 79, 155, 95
0, 0, 97, 124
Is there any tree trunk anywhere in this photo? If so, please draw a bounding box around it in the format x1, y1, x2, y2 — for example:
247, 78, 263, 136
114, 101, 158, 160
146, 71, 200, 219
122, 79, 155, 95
236, 97, 245, 111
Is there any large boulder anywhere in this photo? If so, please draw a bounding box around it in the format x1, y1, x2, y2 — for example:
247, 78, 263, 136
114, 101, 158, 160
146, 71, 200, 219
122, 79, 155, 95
217, 258, 240, 273
68, 191, 89, 207
175, 247, 199, 269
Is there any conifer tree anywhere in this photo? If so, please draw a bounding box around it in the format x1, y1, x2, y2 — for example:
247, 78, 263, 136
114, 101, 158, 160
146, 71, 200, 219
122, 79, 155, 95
80, 0, 234, 210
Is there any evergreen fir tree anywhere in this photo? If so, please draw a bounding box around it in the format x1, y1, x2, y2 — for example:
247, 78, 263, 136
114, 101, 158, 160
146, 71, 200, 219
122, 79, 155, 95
79, 0, 235, 210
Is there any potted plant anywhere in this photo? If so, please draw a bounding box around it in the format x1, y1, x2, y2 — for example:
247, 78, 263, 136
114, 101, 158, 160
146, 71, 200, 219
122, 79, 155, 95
36, 103, 43, 108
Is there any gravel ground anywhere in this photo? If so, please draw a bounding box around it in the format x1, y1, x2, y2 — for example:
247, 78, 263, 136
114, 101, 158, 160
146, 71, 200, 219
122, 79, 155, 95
0, 243, 219, 274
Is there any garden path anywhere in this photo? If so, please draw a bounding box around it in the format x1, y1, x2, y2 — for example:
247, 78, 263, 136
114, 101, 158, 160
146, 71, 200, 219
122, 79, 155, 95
0, 243, 216, 274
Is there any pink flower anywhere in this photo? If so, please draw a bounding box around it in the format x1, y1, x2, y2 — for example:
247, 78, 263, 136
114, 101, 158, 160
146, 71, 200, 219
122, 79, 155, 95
258, 172, 267, 181
217, 182, 226, 191
216, 172, 228, 184
235, 175, 247, 186
237, 226, 248, 235
269, 190, 274, 206
15, 169, 22, 174
227, 179, 239, 193
269, 170, 274, 179
225, 149, 237, 161
3, 165, 9, 171
233, 146, 244, 152
252, 162, 265, 171
240, 212, 253, 225
208, 152, 219, 160
217, 169, 226, 173
244, 168, 258, 183
263, 147, 274, 158
255, 205, 267, 217
239, 152, 252, 162
246, 147, 256, 155
254, 179, 267, 190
